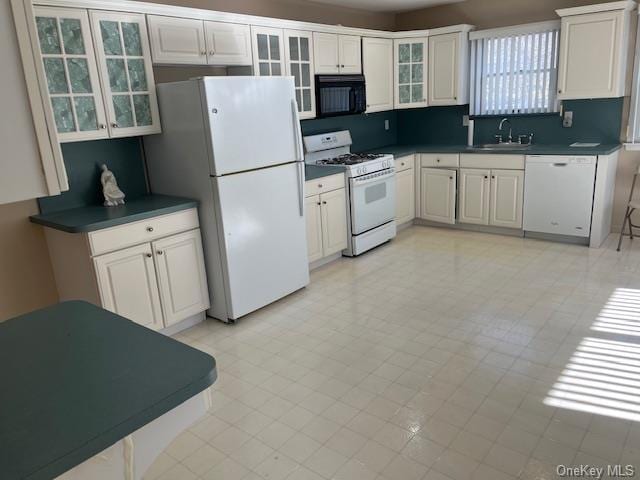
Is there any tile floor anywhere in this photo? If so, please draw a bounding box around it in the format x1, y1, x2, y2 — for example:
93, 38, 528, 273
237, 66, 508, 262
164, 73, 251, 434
145, 226, 640, 480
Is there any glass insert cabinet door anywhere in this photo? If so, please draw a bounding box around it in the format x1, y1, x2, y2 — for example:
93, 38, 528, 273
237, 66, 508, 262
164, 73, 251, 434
251, 26, 285, 77
284, 30, 316, 119
394, 38, 428, 109
90, 11, 161, 137
34, 7, 108, 142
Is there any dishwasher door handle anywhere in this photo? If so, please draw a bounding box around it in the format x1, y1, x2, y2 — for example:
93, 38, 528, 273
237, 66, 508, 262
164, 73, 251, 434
552, 163, 568, 167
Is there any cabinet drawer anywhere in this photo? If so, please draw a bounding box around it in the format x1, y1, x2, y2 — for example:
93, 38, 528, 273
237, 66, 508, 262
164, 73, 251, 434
460, 154, 525, 170
88, 208, 199, 256
421, 153, 459, 168
395, 155, 414, 172
305, 173, 345, 197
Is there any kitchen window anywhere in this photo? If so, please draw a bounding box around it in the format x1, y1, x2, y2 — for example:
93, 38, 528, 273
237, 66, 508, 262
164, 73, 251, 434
469, 21, 560, 116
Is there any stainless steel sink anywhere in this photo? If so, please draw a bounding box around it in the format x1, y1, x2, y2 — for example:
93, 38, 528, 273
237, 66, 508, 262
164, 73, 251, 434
474, 143, 531, 151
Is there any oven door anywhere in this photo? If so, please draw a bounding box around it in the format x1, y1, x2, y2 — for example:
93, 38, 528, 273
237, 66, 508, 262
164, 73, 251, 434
349, 170, 396, 235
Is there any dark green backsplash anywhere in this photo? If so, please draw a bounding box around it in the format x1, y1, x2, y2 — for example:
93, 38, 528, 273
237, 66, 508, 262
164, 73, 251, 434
38, 138, 148, 214
301, 111, 398, 152
472, 98, 624, 145
397, 105, 470, 145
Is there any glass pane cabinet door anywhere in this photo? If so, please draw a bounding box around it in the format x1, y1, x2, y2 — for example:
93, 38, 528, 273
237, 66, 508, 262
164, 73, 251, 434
252, 27, 284, 77
395, 39, 427, 109
34, 7, 108, 141
284, 30, 315, 119
90, 11, 160, 137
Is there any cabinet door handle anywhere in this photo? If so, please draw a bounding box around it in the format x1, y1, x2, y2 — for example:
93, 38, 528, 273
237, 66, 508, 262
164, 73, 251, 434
322, 201, 327, 204
156, 250, 163, 255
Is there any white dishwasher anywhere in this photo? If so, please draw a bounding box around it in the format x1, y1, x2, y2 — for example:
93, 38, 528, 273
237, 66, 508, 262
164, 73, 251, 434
523, 155, 596, 238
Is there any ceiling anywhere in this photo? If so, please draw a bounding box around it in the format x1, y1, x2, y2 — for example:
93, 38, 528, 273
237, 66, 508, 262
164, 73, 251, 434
309, 0, 465, 13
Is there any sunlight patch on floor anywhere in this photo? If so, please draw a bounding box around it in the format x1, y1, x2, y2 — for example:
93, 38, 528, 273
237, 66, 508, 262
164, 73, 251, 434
545, 288, 640, 422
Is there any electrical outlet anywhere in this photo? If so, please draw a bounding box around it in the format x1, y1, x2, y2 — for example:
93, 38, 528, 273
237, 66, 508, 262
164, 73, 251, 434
563, 110, 573, 128
384, 119, 390, 131
462, 115, 469, 127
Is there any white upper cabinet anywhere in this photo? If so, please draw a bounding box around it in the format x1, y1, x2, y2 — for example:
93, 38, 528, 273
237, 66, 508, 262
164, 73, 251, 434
34, 7, 108, 142
557, 3, 634, 99
251, 26, 285, 76
313, 32, 361, 74
339, 35, 362, 73
394, 38, 427, 109
205, 21, 252, 65
428, 30, 470, 106
147, 16, 251, 66
90, 11, 161, 137
362, 37, 393, 113
148, 16, 206, 65
284, 30, 315, 119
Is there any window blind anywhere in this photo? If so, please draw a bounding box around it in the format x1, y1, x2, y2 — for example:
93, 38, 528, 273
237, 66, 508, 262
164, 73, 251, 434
470, 22, 560, 116
627, 18, 640, 144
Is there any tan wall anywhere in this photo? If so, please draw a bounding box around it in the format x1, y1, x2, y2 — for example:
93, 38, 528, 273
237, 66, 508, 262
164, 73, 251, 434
395, 0, 614, 30
0, 199, 58, 321
145, 0, 396, 30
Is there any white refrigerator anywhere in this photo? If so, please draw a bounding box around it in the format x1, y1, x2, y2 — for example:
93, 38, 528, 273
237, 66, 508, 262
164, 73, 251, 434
144, 77, 309, 322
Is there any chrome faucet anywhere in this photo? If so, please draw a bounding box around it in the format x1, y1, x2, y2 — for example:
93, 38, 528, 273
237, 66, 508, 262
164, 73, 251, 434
498, 117, 513, 143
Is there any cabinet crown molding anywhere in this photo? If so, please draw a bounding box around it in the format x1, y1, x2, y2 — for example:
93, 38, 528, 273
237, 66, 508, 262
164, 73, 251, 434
556, 0, 636, 17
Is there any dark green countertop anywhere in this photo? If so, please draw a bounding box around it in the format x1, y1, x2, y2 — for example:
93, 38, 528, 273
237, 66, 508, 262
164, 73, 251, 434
305, 164, 345, 181
0, 301, 216, 480
363, 143, 622, 157
30, 194, 198, 233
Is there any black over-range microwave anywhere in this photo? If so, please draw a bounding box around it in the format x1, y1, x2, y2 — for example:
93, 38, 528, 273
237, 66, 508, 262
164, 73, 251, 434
315, 75, 366, 118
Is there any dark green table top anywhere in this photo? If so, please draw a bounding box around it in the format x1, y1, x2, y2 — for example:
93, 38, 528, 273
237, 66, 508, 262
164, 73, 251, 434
30, 194, 198, 233
0, 301, 216, 480
363, 143, 622, 157
305, 164, 345, 181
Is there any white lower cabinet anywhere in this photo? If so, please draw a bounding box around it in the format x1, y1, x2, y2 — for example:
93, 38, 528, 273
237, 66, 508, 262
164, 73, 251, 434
458, 168, 490, 225
94, 243, 164, 331
458, 168, 524, 229
490, 169, 524, 229
152, 229, 210, 326
44, 208, 209, 332
305, 174, 348, 263
420, 167, 456, 224
395, 156, 415, 225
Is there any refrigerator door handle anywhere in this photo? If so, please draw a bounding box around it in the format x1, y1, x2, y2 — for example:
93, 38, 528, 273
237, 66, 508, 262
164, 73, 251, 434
296, 161, 304, 217
291, 99, 305, 217
291, 99, 304, 162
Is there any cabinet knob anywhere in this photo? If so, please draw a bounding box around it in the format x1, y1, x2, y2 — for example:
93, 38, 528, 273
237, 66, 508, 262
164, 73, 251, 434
341, 64, 345, 68
317, 201, 321, 205
146, 226, 154, 232
99, 124, 106, 129
156, 250, 164, 255
146, 253, 152, 258
318, 184, 323, 188
336, 64, 340, 68
210, 50, 215, 55
484, 175, 488, 179
111, 122, 118, 128
492, 175, 495, 179
436, 158, 440, 162
200, 50, 206, 56
322, 201, 327, 204
449, 176, 453, 180
401, 162, 405, 166
558, 89, 562, 94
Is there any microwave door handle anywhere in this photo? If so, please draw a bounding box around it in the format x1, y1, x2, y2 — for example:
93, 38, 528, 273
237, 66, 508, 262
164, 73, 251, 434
349, 88, 355, 111
291, 99, 304, 217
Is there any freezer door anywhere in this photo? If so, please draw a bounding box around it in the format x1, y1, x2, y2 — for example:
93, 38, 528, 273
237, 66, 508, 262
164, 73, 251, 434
202, 77, 303, 176
213, 162, 309, 319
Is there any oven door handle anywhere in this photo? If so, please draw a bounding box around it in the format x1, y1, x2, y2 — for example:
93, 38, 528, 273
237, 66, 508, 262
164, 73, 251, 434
352, 170, 395, 187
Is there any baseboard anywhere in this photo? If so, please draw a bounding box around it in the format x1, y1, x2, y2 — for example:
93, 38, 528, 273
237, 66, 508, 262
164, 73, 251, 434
413, 218, 524, 238
309, 252, 343, 271
160, 312, 205, 336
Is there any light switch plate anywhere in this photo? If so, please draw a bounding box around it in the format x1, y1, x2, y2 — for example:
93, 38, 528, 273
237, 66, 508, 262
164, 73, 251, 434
462, 115, 469, 127
384, 119, 390, 131
563, 110, 573, 128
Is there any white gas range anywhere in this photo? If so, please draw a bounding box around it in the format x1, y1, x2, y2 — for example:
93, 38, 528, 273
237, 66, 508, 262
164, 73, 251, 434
303, 130, 396, 257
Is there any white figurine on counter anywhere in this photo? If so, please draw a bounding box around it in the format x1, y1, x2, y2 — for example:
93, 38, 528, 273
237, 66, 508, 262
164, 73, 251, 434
101, 164, 126, 207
